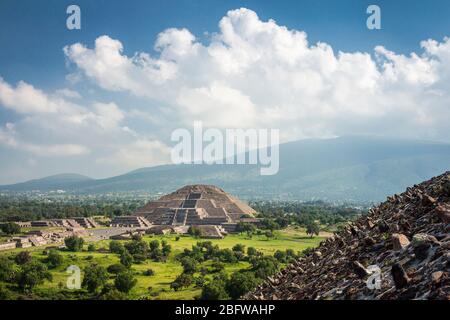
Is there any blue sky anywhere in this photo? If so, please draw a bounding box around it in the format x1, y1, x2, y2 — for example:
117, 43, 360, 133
0, 0, 450, 183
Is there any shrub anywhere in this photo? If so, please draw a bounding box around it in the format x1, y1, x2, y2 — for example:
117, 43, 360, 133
250, 256, 279, 279
226, 272, 259, 299
195, 276, 206, 288
99, 283, 128, 300
15, 251, 32, 265
0, 283, 14, 299
170, 273, 193, 291
0, 222, 21, 235
200, 280, 229, 300
235, 222, 256, 235
306, 221, 320, 238
285, 249, 297, 262
0, 257, 16, 282
149, 240, 160, 251
161, 242, 172, 258
264, 230, 274, 238
16, 261, 52, 292
274, 250, 287, 263
46, 250, 64, 268
247, 247, 258, 257
132, 253, 147, 264
109, 241, 125, 254
180, 257, 198, 274
211, 260, 225, 273
107, 263, 127, 274
120, 251, 133, 268
82, 264, 108, 293
87, 244, 96, 252
232, 243, 246, 260
64, 236, 85, 252
143, 268, 155, 276
124, 239, 148, 256
218, 248, 237, 263
115, 271, 137, 293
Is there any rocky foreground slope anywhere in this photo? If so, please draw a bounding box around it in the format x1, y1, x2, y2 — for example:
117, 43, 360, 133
244, 172, 450, 300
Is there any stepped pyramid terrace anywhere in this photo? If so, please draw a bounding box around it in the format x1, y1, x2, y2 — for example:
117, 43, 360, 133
135, 185, 259, 232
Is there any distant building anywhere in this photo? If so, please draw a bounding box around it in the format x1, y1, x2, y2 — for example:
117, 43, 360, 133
0, 242, 17, 251
110, 215, 152, 228
31, 220, 56, 227
72, 217, 99, 228
193, 225, 227, 239
15, 221, 31, 228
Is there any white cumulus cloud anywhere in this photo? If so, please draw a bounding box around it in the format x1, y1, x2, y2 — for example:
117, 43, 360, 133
62, 8, 450, 142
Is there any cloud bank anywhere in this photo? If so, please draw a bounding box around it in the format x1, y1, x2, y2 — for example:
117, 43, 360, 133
64, 8, 450, 141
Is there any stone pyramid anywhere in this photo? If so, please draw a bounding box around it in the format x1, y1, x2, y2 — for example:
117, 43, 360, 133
135, 185, 257, 231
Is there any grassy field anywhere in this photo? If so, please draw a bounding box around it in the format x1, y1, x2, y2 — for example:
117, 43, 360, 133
0, 227, 327, 300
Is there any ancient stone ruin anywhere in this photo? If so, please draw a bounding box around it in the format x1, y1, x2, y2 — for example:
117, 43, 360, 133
244, 172, 450, 300
110, 215, 152, 228
135, 185, 258, 232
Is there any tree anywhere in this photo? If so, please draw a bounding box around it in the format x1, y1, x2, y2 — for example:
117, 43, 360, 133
232, 243, 246, 261
0, 257, 16, 282
16, 261, 52, 292
143, 268, 155, 276
200, 280, 229, 300
161, 241, 172, 258
99, 283, 128, 300
114, 271, 137, 293
0, 283, 14, 300
306, 221, 320, 238
285, 249, 297, 263
218, 248, 238, 263
46, 250, 64, 268
261, 219, 279, 231
247, 247, 259, 257
149, 239, 160, 251
226, 272, 259, 299
211, 260, 225, 273
107, 263, 127, 274
274, 250, 287, 263
0, 222, 21, 235
120, 251, 133, 268
194, 276, 206, 288
170, 273, 193, 291
180, 257, 198, 274
232, 243, 246, 253
109, 240, 125, 254
264, 230, 274, 239
87, 244, 96, 252
82, 264, 108, 293
15, 251, 32, 265
250, 256, 279, 279
124, 239, 148, 256
235, 222, 256, 237
64, 236, 85, 252
275, 217, 289, 229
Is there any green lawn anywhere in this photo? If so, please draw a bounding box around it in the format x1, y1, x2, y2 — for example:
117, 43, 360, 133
0, 228, 326, 300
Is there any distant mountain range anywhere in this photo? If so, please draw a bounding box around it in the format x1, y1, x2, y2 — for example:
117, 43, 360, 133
1, 136, 450, 203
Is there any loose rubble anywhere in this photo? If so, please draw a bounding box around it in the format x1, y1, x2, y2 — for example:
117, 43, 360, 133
244, 172, 450, 300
